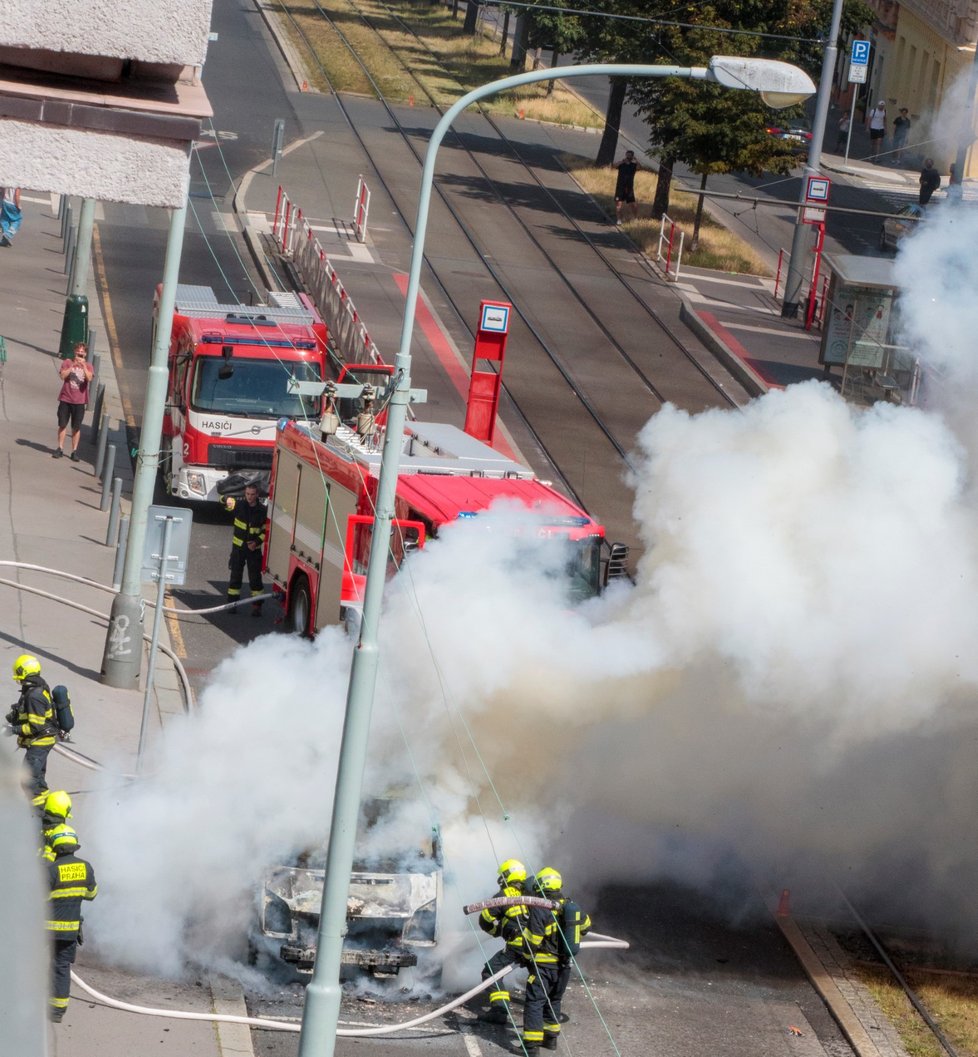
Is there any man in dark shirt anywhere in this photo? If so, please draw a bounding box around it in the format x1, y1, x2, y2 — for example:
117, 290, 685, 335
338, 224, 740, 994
613, 150, 640, 226
919, 158, 941, 205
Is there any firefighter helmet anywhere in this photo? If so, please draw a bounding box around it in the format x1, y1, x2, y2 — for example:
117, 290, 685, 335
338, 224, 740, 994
44, 790, 72, 820
497, 858, 527, 886
534, 867, 563, 894
12, 654, 41, 681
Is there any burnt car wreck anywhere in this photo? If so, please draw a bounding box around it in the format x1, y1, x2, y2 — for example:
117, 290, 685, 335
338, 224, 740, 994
253, 799, 442, 977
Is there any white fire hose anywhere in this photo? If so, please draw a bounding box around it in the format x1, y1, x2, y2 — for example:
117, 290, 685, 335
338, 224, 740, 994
70, 935, 628, 1034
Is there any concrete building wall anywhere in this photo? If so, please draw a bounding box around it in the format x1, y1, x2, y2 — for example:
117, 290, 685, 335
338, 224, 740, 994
1, 121, 191, 207
0, 0, 213, 66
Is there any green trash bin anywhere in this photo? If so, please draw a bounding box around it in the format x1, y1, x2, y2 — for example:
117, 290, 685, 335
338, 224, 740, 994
59, 295, 89, 358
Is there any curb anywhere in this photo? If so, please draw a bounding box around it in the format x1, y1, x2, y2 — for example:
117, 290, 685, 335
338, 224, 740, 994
678, 301, 769, 397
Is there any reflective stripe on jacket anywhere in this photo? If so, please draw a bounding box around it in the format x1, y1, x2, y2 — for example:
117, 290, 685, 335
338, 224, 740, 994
10, 677, 57, 748
46, 853, 97, 936
231, 500, 266, 548
523, 896, 591, 965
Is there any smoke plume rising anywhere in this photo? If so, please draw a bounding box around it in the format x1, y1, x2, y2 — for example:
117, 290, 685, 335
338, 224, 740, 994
82, 185, 978, 980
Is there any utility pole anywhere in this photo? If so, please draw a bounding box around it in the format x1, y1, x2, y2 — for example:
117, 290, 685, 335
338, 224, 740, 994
781, 0, 844, 318
101, 198, 188, 688
59, 198, 95, 358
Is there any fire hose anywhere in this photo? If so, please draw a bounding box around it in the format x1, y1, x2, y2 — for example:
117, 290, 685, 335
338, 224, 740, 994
69, 934, 628, 1034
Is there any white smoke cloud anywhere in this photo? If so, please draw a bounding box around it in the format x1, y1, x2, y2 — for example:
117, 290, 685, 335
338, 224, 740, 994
83, 197, 978, 977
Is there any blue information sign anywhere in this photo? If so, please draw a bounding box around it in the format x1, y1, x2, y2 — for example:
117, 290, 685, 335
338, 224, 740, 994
851, 40, 870, 65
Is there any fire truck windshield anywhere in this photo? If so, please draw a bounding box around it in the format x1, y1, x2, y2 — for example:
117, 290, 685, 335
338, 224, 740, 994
191, 358, 322, 419
565, 536, 603, 601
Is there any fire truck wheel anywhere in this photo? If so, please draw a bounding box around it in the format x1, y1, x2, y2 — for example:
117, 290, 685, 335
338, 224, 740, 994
288, 574, 312, 638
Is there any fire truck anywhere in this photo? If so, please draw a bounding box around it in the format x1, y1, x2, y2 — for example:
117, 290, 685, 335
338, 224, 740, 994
156, 285, 329, 502
264, 367, 627, 636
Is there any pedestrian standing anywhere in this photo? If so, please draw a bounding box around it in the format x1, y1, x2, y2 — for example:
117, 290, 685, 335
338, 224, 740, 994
6, 654, 57, 803
892, 108, 911, 163
919, 158, 941, 205
867, 101, 887, 159
612, 150, 640, 226
46, 841, 97, 1022
519, 867, 592, 1054
1, 186, 22, 245
948, 162, 963, 203
222, 483, 267, 615
834, 112, 851, 152
477, 858, 529, 1024
54, 342, 94, 461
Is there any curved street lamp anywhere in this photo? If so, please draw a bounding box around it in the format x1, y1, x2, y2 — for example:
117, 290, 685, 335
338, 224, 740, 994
297, 57, 816, 1057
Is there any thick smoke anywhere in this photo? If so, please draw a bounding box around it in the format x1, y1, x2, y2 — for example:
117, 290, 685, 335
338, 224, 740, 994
85, 186, 978, 979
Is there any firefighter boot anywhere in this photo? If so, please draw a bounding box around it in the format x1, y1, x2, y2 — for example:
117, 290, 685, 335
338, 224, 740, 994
251, 600, 263, 618
543, 1035, 558, 1050
515, 1041, 540, 1056
479, 1005, 510, 1024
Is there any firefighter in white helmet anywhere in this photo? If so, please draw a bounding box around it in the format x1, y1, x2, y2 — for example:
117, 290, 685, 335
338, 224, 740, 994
477, 858, 530, 1024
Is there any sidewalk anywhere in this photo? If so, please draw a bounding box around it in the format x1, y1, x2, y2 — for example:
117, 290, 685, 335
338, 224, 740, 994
0, 195, 242, 1056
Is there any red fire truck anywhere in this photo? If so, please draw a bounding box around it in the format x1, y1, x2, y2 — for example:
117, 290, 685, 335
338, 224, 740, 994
264, 368, 627, 636
156, 285, 329, 502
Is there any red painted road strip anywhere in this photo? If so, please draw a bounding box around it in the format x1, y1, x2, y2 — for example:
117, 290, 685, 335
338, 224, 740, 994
696, 310, 784, 391
392, 272, 518, 459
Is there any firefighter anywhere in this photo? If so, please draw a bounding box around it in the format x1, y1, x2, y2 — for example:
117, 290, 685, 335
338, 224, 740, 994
519, 867, 591, 1054
223, 483, 266, 615
6, 654, 57, 801
46, 839, 97, 1022
478, 858, 530, 1024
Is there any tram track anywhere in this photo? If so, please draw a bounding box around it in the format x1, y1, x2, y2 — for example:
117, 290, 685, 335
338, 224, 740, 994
270, 0, 751, 531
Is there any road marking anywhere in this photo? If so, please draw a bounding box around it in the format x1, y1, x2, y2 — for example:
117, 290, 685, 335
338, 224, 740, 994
91, 224, 136, 429
462, 1033, 484, 1056
720, 321, 817, 340
164, 587, 187, 659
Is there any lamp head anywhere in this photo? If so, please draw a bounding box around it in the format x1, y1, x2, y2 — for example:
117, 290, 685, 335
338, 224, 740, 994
707, 56, 816, 109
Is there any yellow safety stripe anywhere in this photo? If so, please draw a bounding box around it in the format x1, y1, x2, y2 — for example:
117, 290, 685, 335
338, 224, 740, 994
526, 930, 544, 946
50, 886, 96, 899
488, 990, 509, 1003
25, 711, 52, 724
49, 997, 69, 1010
532, 952, 559, 964
543, 1023, 561, 1034
23, 734, 56, 746
524, 1031, 544, 1043
45, 920, 80, 931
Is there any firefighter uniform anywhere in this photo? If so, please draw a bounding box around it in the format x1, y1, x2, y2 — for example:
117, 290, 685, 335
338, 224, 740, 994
224, 489, 266, 613
7, 658, 57, 799
46, 845, 97, 1022
479, 859, 529, 1024
520, 868, 591, 1054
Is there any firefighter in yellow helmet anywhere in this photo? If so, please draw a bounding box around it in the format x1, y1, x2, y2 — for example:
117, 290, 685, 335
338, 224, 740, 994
40, 790, 80, 860
46, 837, 97, 1021
477, 858, 529, 1024
6, 654, 57, 799
519, 867, 591, 1054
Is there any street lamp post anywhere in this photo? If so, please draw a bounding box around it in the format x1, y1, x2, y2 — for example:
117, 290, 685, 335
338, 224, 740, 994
296, 57, 815, 1057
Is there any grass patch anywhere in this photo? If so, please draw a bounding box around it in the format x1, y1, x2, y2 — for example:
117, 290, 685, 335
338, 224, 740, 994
273, 0, 601, 126
856, 964, 978, 1057
563, 154, 771, 276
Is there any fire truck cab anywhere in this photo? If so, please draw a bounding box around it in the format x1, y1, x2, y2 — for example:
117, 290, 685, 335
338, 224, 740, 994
157, 285, 329, 503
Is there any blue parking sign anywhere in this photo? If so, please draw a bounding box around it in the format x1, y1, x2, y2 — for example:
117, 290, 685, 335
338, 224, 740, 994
851, 40, 870, 64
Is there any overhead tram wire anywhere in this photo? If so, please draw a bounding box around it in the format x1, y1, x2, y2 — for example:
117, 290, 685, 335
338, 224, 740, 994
281, 0, 641, 487
357, 0, 741, 409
